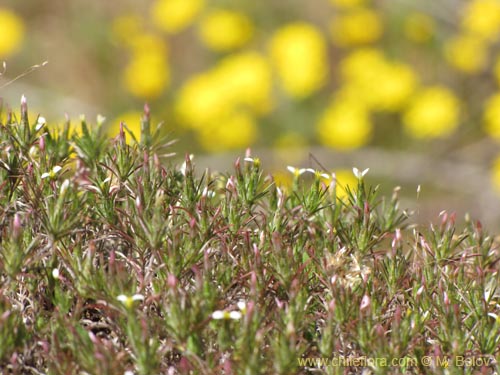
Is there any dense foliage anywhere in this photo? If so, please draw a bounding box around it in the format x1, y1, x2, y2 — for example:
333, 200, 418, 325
1, 104, 500, 374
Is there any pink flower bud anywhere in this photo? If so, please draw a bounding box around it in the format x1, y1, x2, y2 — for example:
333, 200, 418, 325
360, 294, 371, 312
167, 274, 177, 288
39, 135, 45, 153
12, 213, 22, 240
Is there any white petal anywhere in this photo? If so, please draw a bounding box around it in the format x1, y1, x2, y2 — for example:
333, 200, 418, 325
211, 310, 225, 320
229, 311, 242, 320
132, 294, 144, 301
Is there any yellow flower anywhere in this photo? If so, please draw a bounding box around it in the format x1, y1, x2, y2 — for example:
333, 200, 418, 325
176, 73, 231, 128
404, 12, 435, 43
334, 169, 359, 200
151, 0, 204, 34
483, 93, 500, 140
198, 9, 253, 51
340, 48, 387, 81
444, 34, 488, 73
272, 170, 293, 190
316, 98, 372, 150
462, 0, 500, 42
213, 51, 273, 114
330, 7, 383, 47
0, 8, 25, 58
269, 22, 329, 99
123, 52, 169, 99
340, 49, 417, 111
490, 154, 500, 194
196, 110, 258, 152
111, 14, 144, 46
403, 87, 460, 139
108, 111, 145, 142
176, 51, 273, 129
328, 0, 367, 8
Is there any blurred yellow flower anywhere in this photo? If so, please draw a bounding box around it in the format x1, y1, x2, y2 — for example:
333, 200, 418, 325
123, 52, 169, 99
272, 170, 293, 190
329, 0, 367, 8
340, 48, 386, 80
109, 111, 144, 142
197, 110, 258, 151
316, 98, 372, 150
483, 93, 500, 140
490, 154, 500, 193
334, 169, 358, 199
403, 87, 460, 139
0, 8, 25, 58
444, 34, 488, 73
213, 51, 273, 114
404, 12, 435, 43
176, 73, 230, 127
176, 51, 272, 128
340, 49, 417, 111
330, 8, 383, 47
151, 0, 204, 34
198, 9, 253, 51
111, 14, 144, 46
269, 22, 329, 99
462, 0, 500, 42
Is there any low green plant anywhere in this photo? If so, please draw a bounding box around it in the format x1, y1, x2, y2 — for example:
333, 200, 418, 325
0, 100, 499, 374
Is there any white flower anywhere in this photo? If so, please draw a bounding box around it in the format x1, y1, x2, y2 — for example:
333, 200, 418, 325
41, 165, 62, 179
287, 166, 308, 177
180, 154, 194, 176
97, 114, 106, 126
306, 168, 330, 180
237, 300, 247, 312
52, 268, 60, 279
36, 116, 46, 131
117, 294, 144, 309
60, 179, 70, 195
211, 309, 242, 320
352, 167, 369, 179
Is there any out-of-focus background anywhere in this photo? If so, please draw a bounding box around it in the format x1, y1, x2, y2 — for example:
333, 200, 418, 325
2, 0, 500, 226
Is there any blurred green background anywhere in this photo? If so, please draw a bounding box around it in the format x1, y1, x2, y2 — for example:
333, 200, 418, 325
2, 0, 500, 225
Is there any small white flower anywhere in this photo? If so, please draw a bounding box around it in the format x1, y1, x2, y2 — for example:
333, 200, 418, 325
124, 371, 135, 375
97, 114, 106, 126
117, 294, 144, 309
60, 179, 70, 195
287, 166, 308, 177
237, 300, 246, 312
306, 169, 330, 180
179, 154, 194, 176
36, 116, 46, 131
41, 165, 63, 179
352, 167, 369, 179
52, 268, 60, 279
211, 309, 242, 320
